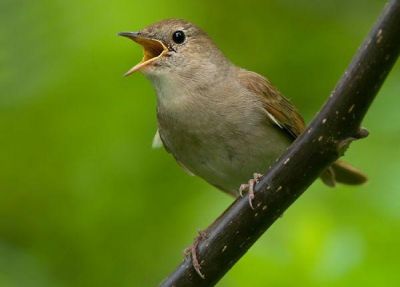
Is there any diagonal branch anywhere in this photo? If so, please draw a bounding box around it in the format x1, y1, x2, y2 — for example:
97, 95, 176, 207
160, 1, 400, 286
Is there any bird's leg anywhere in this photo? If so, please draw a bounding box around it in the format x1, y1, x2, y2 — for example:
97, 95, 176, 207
239, 173, 263, 209
183, 230, 208, 279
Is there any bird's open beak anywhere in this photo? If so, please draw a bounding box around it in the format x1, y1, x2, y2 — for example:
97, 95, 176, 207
118, 31, 168, 76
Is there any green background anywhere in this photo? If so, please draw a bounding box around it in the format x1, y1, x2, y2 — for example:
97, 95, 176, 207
1, 0, 399, 286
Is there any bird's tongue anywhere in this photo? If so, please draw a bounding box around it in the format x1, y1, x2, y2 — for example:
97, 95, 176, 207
124, 38, 167, 76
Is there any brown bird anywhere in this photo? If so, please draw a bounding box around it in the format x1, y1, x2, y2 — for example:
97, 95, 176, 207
119, 19, 367, 205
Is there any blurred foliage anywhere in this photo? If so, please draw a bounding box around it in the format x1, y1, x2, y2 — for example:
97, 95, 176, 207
1, 0, 399, 286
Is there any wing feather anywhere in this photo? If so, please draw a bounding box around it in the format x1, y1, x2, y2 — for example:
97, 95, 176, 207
238, 69, 305, 139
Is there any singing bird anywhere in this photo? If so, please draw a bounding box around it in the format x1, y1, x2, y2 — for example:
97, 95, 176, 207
119, 19, 366, 204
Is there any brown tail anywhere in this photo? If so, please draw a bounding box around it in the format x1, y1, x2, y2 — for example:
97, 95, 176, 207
320, 160, 367, 187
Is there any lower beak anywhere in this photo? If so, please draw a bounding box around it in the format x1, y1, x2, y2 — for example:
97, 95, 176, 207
118, 31, 168, 76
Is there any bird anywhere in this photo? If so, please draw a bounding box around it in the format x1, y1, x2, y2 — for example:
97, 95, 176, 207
118, 19, 367, 205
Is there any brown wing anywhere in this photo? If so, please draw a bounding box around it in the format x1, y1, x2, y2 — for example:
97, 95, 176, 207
237, 70, 367, 187
238, 69, 305, 139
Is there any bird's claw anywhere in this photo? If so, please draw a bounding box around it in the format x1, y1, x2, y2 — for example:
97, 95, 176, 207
184, 230, 207, 279
239, 173, 263, 209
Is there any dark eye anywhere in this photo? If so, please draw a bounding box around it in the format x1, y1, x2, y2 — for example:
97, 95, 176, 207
172, 30, 185, 44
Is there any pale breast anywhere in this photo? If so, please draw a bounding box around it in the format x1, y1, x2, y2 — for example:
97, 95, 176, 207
152, 73, 291, 195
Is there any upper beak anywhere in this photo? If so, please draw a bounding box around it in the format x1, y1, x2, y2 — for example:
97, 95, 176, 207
118, 32, 140, 39
118, 31, 168, 76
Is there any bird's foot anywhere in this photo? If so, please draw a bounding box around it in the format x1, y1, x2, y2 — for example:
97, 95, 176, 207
239, 173, 263, 209
184, 230, 208, 279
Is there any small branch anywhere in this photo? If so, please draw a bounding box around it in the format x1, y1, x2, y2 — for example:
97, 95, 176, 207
160, 1, 400, 286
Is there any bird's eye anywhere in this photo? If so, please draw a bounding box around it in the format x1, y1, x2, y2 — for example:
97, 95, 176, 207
172, 30, 186, 44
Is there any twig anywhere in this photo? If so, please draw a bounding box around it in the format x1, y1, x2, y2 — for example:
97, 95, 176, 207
160, 1, 400, 286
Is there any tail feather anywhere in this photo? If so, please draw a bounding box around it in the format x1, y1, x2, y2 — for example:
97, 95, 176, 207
320, 160, 367, 187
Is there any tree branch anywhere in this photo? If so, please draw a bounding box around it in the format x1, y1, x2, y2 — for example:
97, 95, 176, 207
160, 1, 400, 286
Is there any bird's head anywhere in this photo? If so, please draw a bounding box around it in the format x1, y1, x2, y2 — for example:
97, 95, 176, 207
119, 19, 228, 79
